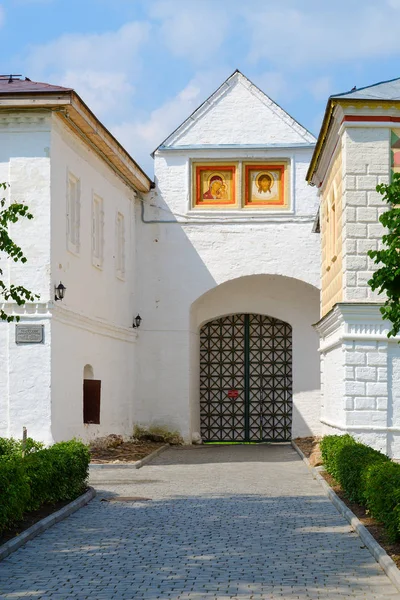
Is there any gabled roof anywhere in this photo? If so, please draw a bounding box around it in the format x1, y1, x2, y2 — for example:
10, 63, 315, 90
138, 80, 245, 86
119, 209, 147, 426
331, 76, 400, 101
153, 70, 316, 154
0, 76, 72, 94
0, 75, 151, 192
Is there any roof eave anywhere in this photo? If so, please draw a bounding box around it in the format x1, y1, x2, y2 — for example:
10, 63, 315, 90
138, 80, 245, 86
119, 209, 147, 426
306, 98, 336, 185
0, 90, 152, 193
306, 96, 400, 185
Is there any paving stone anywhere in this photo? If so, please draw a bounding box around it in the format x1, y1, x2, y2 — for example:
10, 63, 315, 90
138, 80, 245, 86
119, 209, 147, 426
0, 445, 399, 598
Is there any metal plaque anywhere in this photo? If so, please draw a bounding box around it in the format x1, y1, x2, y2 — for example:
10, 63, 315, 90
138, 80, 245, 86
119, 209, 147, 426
15, 324, 44, 344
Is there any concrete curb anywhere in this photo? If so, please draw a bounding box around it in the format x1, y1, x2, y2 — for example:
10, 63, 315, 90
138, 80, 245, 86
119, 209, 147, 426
89, 444, 170, 469
0, 486, 96, 562
291, 440, 400, 593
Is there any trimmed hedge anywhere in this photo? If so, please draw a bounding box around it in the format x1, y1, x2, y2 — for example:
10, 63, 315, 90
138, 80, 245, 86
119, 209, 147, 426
320, 434, 357, 480
321, 434, 400, 541
0, 439, 90, 532
364, 461, 400, 542
335, 442, 389, 504
0, 457, 30, 532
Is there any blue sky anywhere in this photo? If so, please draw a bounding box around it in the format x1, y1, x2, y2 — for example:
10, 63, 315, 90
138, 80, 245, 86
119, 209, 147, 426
2, 0, 400, 175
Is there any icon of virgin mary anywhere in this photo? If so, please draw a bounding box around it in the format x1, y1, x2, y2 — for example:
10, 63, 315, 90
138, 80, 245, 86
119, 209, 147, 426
203, 175, 224, 200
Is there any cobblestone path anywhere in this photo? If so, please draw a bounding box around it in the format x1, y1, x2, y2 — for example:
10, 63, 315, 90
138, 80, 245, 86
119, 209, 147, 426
1, 445, 399, 599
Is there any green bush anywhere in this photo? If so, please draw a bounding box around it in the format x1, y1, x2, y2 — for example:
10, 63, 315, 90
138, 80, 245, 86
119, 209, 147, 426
0, 457, 30, 531
364, 461, 400, 541
0, 436, 43, 457
336, 442, 389, 504
320, 434, 357, 480
25, 440, 90, 510
0, 439, 90, 531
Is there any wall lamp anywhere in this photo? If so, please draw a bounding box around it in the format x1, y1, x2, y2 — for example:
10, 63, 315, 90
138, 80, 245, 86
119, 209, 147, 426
54, 281, 66, 302
133, 314, 142, 329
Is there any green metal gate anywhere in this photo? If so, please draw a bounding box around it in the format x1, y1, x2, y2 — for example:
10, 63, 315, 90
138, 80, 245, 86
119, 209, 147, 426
200, 314, 292, 442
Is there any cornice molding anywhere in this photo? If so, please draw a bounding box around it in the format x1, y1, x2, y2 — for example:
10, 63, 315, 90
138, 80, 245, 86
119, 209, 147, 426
0, 302, 137, 343
52, 305, 137, 343
0, 111, 51, 129
321, 417, 400, 434
316, 302, 398, 352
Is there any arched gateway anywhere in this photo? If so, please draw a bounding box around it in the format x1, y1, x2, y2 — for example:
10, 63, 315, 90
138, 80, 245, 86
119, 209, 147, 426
200, 314, 292, 443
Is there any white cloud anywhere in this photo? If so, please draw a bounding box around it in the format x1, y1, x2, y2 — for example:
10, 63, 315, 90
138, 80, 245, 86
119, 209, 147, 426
244, 4, 400, 67
150, 0, 231, 64
308, 76, 333, 101
26, 21, 150, 74
23, 21, 150, 118
112, 68, 229, 174
251, 71, 291, 103
58, 70, 135, 118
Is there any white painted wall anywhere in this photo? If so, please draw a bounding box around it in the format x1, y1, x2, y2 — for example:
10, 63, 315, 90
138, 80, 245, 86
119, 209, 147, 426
165, 74, 315, 147
342, 126, 390, 302
0, 111, 138, 444
0, 113, 53, 443
49, 115, 138, 442
317, 303, 400, 457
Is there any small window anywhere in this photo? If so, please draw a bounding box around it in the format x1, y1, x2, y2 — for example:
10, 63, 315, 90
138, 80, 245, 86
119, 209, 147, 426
329, 188, 337, 262
67, 172, 81, 254
83, 379, 101, 424
116, 212, 125, 279
92, 194, 104, 268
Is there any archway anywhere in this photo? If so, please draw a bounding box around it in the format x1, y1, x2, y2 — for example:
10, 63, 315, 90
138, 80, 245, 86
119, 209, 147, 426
200, 313, 292, 442
189, 274, 321, 442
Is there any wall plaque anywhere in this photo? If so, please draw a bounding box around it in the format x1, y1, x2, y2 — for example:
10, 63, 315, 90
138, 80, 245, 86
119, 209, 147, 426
15, 324, 44, 344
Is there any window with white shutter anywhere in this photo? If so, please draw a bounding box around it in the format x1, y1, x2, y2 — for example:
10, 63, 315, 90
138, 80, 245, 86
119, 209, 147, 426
66, 172, 80, 254
92, 194, 104, 268
116, 212, 125, 279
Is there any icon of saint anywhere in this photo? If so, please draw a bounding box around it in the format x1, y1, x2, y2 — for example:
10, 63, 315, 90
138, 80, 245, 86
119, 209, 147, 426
252, 172, 277, 201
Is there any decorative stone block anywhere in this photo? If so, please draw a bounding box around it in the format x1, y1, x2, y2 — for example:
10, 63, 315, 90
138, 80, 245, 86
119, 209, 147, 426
354, 397, 376, 410
366, 381, 388, 397
355, 366, 377, 381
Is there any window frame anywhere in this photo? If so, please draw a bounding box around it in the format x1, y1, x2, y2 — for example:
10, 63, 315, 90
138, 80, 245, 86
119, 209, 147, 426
66, 170, 81, 255
91, 192, 104, 269
115, 211, 126, 280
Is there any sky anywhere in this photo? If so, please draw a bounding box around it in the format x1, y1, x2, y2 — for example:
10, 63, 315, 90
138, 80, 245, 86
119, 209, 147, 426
1, 0, 400, 176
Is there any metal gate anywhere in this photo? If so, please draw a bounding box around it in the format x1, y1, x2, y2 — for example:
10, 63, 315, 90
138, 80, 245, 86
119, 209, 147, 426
200, 314, 292, 442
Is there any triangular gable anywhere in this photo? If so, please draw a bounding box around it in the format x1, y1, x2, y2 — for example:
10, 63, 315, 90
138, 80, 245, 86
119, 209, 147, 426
154, 71, 315, 154
332, 76, 400, 101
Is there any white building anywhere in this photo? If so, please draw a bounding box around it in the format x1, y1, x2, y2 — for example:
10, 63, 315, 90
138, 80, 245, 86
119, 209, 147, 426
0, 76, 151, 445
307, 78, 400, 457
5, 71, 398, 453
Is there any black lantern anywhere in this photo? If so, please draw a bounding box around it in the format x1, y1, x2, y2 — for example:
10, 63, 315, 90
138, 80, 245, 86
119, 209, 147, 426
133, 314, 142, 328
54, 282, 66, 302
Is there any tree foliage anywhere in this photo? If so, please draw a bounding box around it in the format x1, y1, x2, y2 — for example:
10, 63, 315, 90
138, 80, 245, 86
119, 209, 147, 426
0, 182, 39, 322
368, 172, 400, 338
